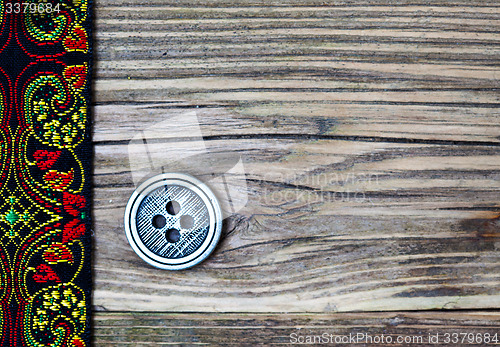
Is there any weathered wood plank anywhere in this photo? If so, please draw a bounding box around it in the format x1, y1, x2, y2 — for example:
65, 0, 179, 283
93, 136, 500, 312
93, 2, 500, 143
93, 311, 500, 346
94, 103, 500, 144
91, 0, 500, 314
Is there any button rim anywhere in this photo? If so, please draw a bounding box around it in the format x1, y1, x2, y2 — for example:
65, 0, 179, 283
124, 173, 222, 270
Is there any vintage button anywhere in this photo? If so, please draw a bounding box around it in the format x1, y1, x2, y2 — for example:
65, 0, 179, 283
124, 173, 222, 270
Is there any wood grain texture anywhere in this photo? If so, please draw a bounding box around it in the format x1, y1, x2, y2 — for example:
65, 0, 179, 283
92, 0, 500, 314
94, 311, 500, 345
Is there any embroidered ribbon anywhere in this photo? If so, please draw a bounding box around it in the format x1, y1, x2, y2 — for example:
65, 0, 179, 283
0, 1, 92, 345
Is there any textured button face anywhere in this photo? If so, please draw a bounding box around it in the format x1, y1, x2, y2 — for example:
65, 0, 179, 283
124, 173, 222, 270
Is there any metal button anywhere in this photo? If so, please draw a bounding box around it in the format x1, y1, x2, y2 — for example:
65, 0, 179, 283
124, 173, 222, 270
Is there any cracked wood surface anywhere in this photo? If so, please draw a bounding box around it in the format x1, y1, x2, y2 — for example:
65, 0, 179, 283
92, 0, 500, 342
94, 311, 500, 345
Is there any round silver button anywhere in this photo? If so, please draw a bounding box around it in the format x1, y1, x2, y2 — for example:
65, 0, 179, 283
124, 173, 222, 270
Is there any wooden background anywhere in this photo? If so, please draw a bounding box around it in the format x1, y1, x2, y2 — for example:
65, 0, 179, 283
92, 0, 500, 345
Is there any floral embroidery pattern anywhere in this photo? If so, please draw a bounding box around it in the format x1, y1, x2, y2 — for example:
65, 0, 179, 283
0, 1, 92, 345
